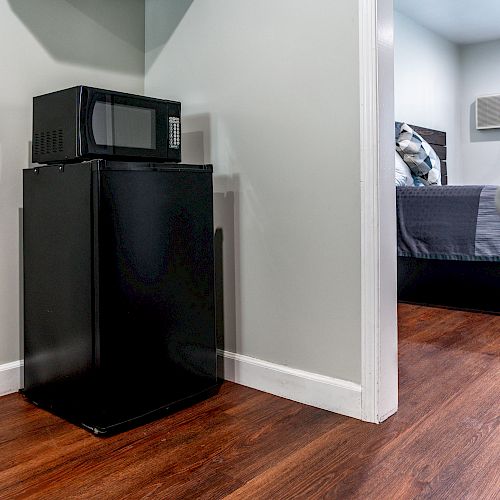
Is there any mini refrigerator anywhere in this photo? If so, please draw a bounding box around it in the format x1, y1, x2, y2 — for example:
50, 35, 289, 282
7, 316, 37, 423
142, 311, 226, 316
23, 160, 217, 434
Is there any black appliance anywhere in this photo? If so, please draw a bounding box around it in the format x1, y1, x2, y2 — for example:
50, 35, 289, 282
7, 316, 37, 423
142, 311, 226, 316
23, 161, 217, 435
32, 86, 181, 164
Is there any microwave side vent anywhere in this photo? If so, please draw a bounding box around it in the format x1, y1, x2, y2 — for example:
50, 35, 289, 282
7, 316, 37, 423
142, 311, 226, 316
33, 129, 64, 156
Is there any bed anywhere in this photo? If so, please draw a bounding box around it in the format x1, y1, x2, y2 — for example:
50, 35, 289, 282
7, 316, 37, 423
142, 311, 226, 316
396, 122, 500, 314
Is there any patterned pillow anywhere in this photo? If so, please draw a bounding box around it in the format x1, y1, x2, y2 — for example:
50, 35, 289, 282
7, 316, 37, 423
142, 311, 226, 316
395, 151, 414, 186
396, 123, 441, 186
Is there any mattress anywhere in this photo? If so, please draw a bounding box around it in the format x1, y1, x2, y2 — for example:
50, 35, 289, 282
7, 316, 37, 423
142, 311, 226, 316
396, 185, 500, 262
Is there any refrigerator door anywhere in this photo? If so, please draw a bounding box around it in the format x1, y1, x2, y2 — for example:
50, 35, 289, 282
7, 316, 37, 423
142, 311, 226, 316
94, 165, 217, 429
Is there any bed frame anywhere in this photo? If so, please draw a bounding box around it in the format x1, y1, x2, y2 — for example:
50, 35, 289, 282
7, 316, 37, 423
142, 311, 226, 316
396, 122, 500, 314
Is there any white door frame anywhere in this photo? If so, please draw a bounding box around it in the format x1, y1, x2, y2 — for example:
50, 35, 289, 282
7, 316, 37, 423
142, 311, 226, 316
359, 0, 398, 423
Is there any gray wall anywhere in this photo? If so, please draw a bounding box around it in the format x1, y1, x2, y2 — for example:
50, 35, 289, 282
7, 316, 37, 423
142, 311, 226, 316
394, 11, 461, 184
145, 0, 362, 383
459, 40, 500, 186
395, 11, 500, 186
0, 0, 145, 364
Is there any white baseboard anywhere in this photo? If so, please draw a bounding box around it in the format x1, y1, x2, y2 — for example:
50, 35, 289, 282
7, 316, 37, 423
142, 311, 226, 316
2, 354, 363, 420
217, 350, 362, 420
0, 360, 23, 397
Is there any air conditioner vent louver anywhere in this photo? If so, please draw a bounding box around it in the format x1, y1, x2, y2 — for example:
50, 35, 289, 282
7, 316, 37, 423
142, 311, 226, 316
476, 94, 500, 129
33, 129, 64, 156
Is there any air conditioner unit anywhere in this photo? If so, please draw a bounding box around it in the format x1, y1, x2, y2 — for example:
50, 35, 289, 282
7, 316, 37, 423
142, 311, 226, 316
476, 94, 500, 130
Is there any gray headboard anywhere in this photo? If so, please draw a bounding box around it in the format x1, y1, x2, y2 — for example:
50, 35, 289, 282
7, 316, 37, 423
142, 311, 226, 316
395, 122, 448, 185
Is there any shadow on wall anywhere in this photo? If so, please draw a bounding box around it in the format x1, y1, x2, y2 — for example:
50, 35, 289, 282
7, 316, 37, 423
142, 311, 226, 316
213, 185, 239, 360
145, 0, 194, 72
181, 112, 240, 364
470, 102, 500, 143
182, 113, 211, 165
8, 0, 145, 74
213, 188, 238, 380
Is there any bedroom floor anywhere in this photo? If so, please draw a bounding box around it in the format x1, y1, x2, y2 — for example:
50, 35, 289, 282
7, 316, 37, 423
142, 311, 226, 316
0, 304, 499, 499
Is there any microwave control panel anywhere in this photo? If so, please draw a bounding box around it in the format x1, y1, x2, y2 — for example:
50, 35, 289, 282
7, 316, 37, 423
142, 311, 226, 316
169, 117, 181, 150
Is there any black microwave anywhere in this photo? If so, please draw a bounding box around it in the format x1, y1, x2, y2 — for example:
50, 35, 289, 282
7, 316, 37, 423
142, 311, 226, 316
32, 86, 181, 164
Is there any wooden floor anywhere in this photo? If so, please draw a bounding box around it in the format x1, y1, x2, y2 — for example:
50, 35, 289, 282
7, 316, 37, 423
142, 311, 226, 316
0, 304, 499, 499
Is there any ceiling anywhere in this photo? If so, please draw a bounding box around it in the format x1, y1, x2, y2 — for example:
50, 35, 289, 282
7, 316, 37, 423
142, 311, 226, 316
394, 0, 500, 45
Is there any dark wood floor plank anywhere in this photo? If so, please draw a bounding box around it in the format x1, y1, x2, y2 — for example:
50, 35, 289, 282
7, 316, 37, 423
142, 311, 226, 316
0, 389, 262, 497
0, 304, 498, 499
0, 385, 267, 498
47, 394, 299, 499
326, 364, 500, 500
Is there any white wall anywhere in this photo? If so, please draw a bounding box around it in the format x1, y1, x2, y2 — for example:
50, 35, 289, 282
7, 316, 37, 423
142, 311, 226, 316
394, 11, 461, 184
0, 0, 145, 365
459, 40, 500, 186
146, 0, 363, 384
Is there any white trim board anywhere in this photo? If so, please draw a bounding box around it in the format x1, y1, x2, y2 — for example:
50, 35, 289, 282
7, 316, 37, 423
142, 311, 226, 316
358, 0, 398, 423
1, 353, 361, 419
359, 0, 380, 423
217, 350, 362, 420
0, 360, 23, 397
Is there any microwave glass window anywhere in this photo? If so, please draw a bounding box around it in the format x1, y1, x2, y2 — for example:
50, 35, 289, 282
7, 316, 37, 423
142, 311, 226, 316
92, 101, 156, 149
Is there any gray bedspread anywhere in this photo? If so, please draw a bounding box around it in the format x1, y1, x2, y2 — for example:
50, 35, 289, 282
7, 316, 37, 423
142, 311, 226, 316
396, 185, 500, 262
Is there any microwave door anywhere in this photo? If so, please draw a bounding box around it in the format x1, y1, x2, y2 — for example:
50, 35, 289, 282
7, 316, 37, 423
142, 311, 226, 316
92, 100, 115, 151
85, 93, 114, 157
92, 101, 156, 150
86, 91, 170, 161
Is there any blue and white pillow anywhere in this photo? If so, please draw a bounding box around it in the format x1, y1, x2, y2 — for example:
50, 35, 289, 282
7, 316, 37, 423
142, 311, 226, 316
395, 151, 414, 187
396, 123, 441, 186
